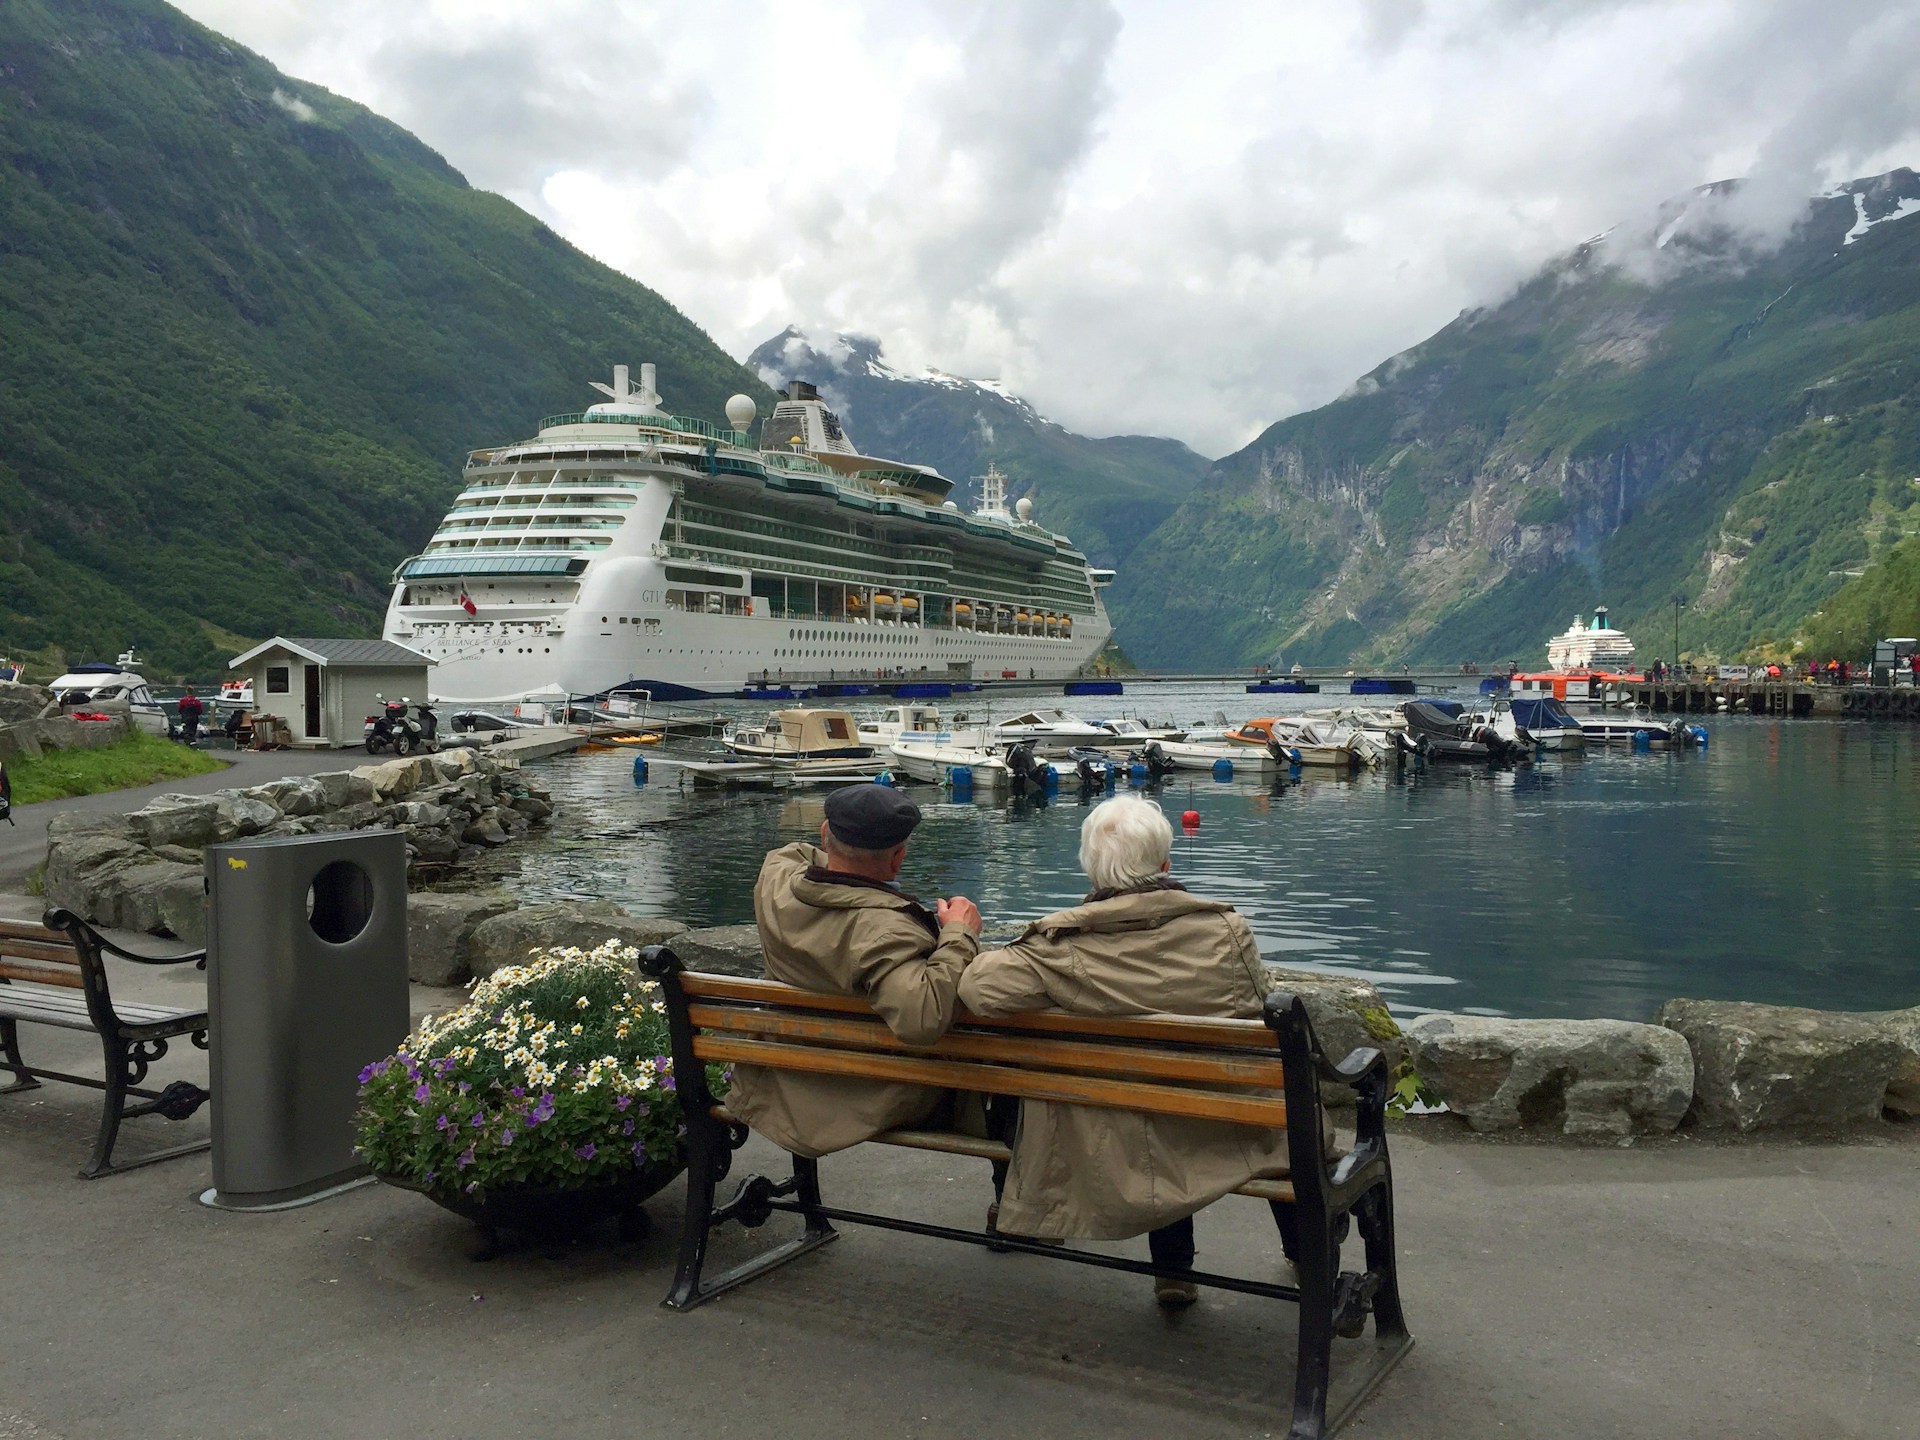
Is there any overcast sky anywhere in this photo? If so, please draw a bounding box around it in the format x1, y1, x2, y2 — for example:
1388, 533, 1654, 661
178, 0, 1920, 457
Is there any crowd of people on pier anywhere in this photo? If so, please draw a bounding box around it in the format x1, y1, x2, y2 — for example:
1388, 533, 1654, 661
726, 785, 1299, 1311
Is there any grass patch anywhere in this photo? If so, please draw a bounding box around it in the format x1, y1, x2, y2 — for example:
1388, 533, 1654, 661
6, 732, 226, 805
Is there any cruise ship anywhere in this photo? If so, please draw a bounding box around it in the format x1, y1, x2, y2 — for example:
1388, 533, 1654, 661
382, 365, 1115, 702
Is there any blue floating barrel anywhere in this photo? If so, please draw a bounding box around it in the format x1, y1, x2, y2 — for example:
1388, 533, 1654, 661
1043, 765, 1059, 792
876, 769, 895, 787
1286, 747, 1303, 768
1631, 730, 1651, 750
1691, 725, 1709, 747
1212, 757, 1233, 781
631, 755, 648, 784
1104, 765, 1117, 790
949, 766, 973, 798
1128, 761, 1149, 785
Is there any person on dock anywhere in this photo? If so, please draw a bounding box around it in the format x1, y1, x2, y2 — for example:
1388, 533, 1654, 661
176, 687, 203, 744
725, 783, 983, 1158
956, 796, 1298, 1310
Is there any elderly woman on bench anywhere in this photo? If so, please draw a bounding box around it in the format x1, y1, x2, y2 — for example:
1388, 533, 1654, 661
957, 795, 1300, 1308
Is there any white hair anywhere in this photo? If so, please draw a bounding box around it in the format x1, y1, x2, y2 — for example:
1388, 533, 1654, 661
1078, 796, 1172, 892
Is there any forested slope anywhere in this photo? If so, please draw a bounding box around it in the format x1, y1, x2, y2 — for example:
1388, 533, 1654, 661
0, 0, 772, 677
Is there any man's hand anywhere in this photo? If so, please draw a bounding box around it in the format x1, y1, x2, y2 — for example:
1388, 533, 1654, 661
936, 895, 982, 936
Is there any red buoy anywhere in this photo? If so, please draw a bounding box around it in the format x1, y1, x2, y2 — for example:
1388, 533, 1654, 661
1181, 809, 1200, 829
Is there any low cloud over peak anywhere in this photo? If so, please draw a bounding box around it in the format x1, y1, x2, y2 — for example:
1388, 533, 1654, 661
178, 0, 1920, 454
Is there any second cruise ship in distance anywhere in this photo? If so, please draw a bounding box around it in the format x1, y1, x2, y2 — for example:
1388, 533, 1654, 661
382, 364, 1115, 703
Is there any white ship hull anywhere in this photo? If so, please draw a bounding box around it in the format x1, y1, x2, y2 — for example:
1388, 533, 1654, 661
383, 369, 1114, 704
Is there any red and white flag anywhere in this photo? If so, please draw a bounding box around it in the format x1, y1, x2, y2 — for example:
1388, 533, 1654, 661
459, 590, 478, 616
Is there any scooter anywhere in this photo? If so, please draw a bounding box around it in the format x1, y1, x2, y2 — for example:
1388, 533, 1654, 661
365, 697, 423, 756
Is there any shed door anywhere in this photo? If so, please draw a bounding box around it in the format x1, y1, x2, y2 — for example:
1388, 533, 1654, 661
304, 664, 322, 738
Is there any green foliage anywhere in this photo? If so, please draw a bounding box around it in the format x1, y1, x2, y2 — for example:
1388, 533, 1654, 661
1515, 487, 1570, 527
1800, 534, 1920, 656
354, 942, 726, 1198
0, 0, 774, 680
1387, 1067, 1441, 1117
6, 730, 224, 804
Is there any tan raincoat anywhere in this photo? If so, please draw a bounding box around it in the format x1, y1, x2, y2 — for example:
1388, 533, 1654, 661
725, 842, 979, 1158
956, 882, 1292, 1240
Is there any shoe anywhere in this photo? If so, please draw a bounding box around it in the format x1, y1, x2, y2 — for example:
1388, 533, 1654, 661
986, 1202, 1010, 1253
1155, 1276, 1199, 1309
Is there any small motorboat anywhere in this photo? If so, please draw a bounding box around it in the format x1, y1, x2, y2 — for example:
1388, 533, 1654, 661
1500, 697, 1586, 751
1142, 737, 1288, 773
1399, 700, 1528, 762
888, 730, 1011, 787
725, 708, 874, 761
989, 707, 1110, 748
1577, 710, 1706, 747
47, 651, 173, 738
856, 704, 945, 747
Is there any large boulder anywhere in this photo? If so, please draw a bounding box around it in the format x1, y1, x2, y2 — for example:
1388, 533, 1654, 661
407, 892, 520, 986
1873, 1007, 1920, 1119
666, 924, 764, 977
86, 859, 206, 942
466, 901, 688, 978
0, 681, 54, 725
1658, 999, 1910, 1130
126, 793, 279, 850
1406, 1014, 1694, 1136
42, 833, 151, 915
310, 770, 376, 810
1265, 964, 1409, 1082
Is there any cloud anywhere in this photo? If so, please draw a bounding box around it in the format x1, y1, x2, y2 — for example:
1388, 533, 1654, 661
176, 0, 1920, 456
269, 88, 315, 123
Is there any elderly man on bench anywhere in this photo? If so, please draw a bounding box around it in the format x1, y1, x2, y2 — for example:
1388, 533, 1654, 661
958, 795, 1300, 1307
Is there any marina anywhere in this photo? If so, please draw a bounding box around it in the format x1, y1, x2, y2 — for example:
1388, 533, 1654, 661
467, 683, 1920, 1024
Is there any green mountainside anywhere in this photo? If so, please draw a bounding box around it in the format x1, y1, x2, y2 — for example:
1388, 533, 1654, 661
0, 0, 773, 678
1120, 172, 1920, 671
745, 330, 1210, 571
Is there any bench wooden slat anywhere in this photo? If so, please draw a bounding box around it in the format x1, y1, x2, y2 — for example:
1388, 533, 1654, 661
695, 1034, 1289, 1128
0, 983, 201, 1030
688, 1002, 1289, 1089
0, 937, 83, 966
679, 972, 1278, 1052
0, 960, 85, 988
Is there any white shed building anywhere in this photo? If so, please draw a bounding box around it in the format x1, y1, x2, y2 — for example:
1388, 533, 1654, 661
227, 637, 435, 749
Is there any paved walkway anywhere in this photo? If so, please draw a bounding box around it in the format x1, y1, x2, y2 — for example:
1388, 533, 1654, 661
1, 980, 1915, 1440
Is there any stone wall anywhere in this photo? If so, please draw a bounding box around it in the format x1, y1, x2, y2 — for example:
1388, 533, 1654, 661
1409, 1001, 1920, 1137
43, 748, 551, 944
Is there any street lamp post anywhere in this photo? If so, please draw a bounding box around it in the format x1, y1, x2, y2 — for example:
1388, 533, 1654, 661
1672, 596, 1684, 668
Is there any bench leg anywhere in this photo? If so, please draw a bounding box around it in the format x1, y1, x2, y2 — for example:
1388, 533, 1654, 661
1288, 1210, 1338, 1440
80, 1033, 134, 1180
664, 1117, 729, 1309
1355, 1179, 1409, 1341
0, 1018, 41, 1094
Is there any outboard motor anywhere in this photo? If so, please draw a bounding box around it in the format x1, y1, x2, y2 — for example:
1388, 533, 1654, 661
1007, 742, 1046, 797
1142, 741, 1178, 778
1074, 755, 1104, 795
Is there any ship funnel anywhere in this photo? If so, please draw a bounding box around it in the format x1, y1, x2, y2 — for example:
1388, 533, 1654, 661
613, 364, 630, 399
641, 363, 656, 401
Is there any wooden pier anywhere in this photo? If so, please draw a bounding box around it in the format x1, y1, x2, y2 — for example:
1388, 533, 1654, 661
1616, 680, 1920, 720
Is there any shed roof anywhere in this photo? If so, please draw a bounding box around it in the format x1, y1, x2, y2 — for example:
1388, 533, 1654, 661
228, 637, 436, 670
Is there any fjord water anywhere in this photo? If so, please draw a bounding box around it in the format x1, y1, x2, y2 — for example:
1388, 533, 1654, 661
508, 688, 1920, 1021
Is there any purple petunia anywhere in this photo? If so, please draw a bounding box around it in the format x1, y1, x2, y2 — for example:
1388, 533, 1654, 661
574, 1143, 596, 1161
510, 1085, 526, 1098
470, 1111, 486, 1128
457, 1081, 471, 1094
413, 1083, 431, 1103
529, 1093, 556, 1124
632, 1141, 646, 1159
434, 1057, 457, 1076
456, 1147, 475, 1169
660, 1074, 676, 1093
621, 1120, 635, 1137
423, 1169, 436, 1184
614, 1095, 631, 1112
357, 1063, 377, 1084
499, 1129, 516, 1145
435, 1114, 452, 1132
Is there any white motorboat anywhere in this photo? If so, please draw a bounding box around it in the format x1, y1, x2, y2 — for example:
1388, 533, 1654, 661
1143, 738, 1286, 773
724, 708, 874, 761
1092, 716, 1186, 748
1494, 697, 1586, 751
856, 704, 946, 747
1577, 709, 1704, 747
46, 650, 172, 738
1226, 716, 1382, 771
888, 732, 1011, 787
989, 707, 1110, 748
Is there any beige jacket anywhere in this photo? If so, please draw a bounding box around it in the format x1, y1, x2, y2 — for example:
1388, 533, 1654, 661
725, 842, 979, 1158
956, 882, 1290, 1240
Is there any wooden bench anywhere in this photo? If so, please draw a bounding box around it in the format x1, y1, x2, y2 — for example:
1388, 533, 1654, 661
640, 947, 1414, 1440
0, 908, 211, 1178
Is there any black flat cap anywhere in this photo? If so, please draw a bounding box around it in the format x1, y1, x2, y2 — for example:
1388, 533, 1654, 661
825, 783, 922, 850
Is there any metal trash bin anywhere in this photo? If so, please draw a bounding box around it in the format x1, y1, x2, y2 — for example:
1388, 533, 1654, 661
200, 830, 409, 1210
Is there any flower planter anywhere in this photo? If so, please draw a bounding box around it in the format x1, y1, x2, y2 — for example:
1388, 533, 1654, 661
376, 1160, 683, 1255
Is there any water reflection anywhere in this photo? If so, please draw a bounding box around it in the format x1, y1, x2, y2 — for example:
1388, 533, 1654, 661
497, 704, 1920, 1022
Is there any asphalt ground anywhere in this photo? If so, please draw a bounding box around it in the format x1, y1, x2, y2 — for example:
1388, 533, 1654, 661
2, 955, 1916, 1440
